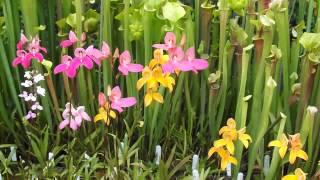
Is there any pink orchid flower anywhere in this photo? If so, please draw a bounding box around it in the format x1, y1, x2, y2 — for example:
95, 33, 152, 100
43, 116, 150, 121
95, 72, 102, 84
60, 31, 86, 48
25, 37, 47, 62
12, 50, 31, 68
25, 110, 37, 120
59, 103, 91, 131
98, 42, 111, 60
109, 86, 136, 113
179, 47, 209, 73
60, 31, 78, 48
118, 51, 143, 75
72, 46, 100, 70
153, 32, 176, 51
98, 92, 107, 107
162, 47, 185, 73
85, 42, 111, 66
17, 33, 28, 50
54, 55, 77, 78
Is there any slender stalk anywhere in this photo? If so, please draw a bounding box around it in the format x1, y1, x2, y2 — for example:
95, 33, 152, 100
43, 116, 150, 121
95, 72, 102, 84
100, 0, 113, 92
232, 45, 252, 176
274, 2, 291, 131
214, 41, 232, 138
218, 0, 229, 71
247, 74, 277, 180
306, 0, 314, 32
248, 26, 273, 132
265, 114, 287, 180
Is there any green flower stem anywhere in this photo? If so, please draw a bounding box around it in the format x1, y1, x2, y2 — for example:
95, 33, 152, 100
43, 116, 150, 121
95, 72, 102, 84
298, 106, 316, 171
245, 0, 256, 44
46, 74, 62, 122
296, 59, 316, 130
142, 8, 154, 145
149, 87, 165, 151
315, 0, 320, 32
100, 0, 113, 92
248, 27, 273, 131
214, 41, 232, 139
75, 0, 88, 108
274, 3, 291, 132
123, 0, 137, 99
247, 73, 277, 180
298, 0, 306, 23
289, 39, 300, 77
218, 0, 229, 71
265, 113, 287, 180
195, 0, 200, 46
185, 74, 194, 144
199, 2, 213, 132
306, 0, 314, 32
233, 96, 249, 178
232, 44, 252, 176
235, 45, 252, 124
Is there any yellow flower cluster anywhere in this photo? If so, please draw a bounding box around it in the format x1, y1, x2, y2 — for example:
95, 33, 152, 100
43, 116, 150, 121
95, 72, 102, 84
268, 133, 308, 164
208, 118, 252, 170
137, 49, 175, 107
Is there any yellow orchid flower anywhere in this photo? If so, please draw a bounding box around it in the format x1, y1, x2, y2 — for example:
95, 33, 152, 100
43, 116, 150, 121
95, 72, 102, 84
288, 133, 308, 164
268, 133, 289, 159
137, 67, 155, 90
282, 168, 307, 180
213, 118, 252, 154
94, 105, 116, 126
268, 133, 308, 164
208, 146, 237, 170
137, 67, 166, 90
237, 127, 252, 148
149, 49, 169, 68
144, 87, 164, 107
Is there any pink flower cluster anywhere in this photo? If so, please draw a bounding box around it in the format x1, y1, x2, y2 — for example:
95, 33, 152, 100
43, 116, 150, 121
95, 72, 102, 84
99, 86, 136, 113
54, 31, 144, 78
12, 33, 47, 69
54, 31, 111, 78
153, 32, 209, 73
59, 102, 91, 131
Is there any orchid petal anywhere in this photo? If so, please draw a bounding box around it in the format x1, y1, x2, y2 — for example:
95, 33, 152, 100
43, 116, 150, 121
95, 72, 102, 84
59, 120, 69, 130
